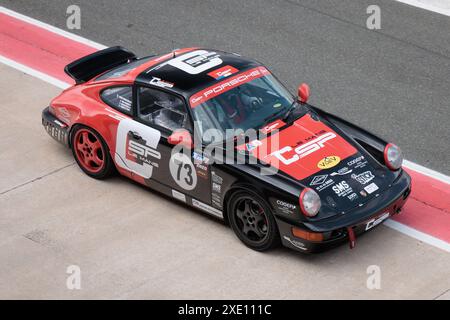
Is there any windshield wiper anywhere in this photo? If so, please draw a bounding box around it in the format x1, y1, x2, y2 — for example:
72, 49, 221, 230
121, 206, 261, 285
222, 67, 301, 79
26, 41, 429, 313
262, 100, 296, 124
262, 108, 286, 124
282, 101, 299, 121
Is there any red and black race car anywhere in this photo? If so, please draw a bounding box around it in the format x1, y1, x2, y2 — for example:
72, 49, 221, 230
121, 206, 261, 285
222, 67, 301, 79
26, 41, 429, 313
42, 47, 411, 253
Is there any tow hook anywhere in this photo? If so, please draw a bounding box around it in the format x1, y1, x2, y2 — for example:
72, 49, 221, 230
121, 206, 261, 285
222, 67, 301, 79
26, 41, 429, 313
347, 227, 356, 249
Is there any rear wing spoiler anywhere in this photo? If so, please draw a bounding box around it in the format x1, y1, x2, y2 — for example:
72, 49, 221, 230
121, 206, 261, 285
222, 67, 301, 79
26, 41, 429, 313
64, 46, 136, 84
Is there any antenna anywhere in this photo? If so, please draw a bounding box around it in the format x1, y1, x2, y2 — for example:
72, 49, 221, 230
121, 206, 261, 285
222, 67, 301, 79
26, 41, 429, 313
172, 40, 176, 58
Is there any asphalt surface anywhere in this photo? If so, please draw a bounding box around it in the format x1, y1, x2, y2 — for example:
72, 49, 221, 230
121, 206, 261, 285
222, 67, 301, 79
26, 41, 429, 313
1, 64, 449, 299
1, 0, 449, 175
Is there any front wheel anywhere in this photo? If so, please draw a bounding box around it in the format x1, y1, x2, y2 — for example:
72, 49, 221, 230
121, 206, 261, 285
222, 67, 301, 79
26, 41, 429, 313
71, 125, 115, 179
228, 190, 280, 251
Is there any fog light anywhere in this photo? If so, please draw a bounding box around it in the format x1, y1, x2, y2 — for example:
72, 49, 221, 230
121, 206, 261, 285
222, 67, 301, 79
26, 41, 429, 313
292, 227, 324, 242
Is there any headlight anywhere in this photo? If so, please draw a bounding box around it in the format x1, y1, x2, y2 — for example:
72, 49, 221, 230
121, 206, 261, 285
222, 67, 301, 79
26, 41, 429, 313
384, 143, 403, 170
299, 188, 321, 217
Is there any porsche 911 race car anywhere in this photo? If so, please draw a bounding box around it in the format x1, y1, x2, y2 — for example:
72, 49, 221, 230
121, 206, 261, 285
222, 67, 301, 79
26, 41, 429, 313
42, 46, 411, 253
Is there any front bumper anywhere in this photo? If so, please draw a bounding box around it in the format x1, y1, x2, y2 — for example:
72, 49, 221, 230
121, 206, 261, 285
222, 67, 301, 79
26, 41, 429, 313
42, 107, 70, 147
277, 169, 411, 253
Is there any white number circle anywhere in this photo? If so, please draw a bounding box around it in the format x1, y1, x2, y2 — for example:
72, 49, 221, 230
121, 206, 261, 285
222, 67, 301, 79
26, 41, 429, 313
169, 152, 197, 191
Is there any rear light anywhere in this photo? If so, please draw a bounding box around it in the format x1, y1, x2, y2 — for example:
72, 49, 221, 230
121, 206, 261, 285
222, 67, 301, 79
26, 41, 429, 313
48, 105, 56, 115
292, 227, 324, 242
384, 143, 403, 170
299, 188, 321, 217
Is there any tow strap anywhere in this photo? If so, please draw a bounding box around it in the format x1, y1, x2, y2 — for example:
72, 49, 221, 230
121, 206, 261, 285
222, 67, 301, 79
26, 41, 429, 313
347, 227, 356, 249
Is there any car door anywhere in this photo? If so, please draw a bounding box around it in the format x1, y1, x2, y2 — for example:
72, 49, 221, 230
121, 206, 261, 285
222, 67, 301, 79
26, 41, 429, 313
114, 85, 212, 204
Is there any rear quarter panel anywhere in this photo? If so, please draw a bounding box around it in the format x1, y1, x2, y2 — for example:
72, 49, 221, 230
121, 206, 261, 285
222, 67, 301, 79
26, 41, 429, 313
50, 81, 132, 157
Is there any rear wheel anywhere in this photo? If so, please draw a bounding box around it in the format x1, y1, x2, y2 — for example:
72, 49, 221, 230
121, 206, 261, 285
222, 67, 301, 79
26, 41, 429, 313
228, 190, 280, 251
71, 125, 114, 179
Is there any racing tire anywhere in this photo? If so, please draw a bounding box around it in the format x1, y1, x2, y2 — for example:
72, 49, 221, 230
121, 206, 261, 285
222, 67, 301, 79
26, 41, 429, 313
71, 125, 115, 179
228, 190, 280, 251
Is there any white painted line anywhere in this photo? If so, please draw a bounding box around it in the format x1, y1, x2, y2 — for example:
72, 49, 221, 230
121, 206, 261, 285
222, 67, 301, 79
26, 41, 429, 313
384, 220, 450, 253
1, 6, 449, 253
403, 160, 450, 185
0, 6, 106, 50
0, 55, 70, 89
395, 0, 450, 17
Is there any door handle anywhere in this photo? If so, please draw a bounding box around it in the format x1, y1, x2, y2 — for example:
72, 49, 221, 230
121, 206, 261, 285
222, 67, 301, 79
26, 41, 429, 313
130, 131, 142, 140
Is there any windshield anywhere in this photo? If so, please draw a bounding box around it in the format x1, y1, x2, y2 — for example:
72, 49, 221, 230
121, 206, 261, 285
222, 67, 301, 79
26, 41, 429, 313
190, 68, 294, 140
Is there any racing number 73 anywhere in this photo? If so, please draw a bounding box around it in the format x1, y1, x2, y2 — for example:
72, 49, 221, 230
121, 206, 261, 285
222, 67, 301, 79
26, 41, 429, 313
176, 159, 194, 186
169, 152, 198, 191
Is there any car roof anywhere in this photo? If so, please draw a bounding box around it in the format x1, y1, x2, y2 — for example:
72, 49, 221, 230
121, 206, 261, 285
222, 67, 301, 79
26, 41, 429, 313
134, 48, 262, 97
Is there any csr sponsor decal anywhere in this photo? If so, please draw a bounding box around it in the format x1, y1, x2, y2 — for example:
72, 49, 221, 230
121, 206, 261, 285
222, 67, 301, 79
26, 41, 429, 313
365, 212, 390, 231
126, 135, 161, 167
149, 76, 174, 88
260, 119, 285, 135
317, 155, 341, 169
352, 171, 374, 185
115, 118, 162, 179
271, 132, 337, 166
254, 114, 358, 181
169, 50, 222, 74
207, 65, 238, 80
190, 67, 270, 107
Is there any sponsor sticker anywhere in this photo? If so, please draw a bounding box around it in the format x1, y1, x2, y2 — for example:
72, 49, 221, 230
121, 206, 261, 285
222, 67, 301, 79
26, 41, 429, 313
195, 162, 209, 179
192, 199, 223, 218
149, 76, 174, 88
283, 236, 307, 251
347, 192, 359, 201
364, 182, 379, 194
330, 167, 353, 176
332, 181, 353, 197
276, 200, 296, 214
270, 132, 338, 166
347, 155, 368, 169
172, 189, 186, 202
260, 120, 285, 135
207, 65, 238, 80
211, 171, 223, 184
310, 174, 328, 186
317, 156, 341, 169
365, 212, 390, 231
352, 171, 375, 185
212, 182, 221, 193
246, 139, 262, 152
190, 67, 270, 107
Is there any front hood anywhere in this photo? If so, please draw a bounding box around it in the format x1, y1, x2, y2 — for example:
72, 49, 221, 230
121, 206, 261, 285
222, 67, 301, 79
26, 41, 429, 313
239, 113, 390, 212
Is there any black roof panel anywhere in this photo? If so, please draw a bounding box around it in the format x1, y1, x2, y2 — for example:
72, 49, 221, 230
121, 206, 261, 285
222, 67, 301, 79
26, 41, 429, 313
135, 49, 262, 97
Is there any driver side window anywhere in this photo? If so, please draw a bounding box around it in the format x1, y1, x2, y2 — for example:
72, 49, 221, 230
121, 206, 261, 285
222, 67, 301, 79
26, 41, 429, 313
137, 87, 191, 132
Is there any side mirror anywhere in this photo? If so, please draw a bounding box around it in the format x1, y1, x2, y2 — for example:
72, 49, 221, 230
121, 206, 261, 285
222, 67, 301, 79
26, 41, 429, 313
168, 129, 193, 148
298, 83, 310, 103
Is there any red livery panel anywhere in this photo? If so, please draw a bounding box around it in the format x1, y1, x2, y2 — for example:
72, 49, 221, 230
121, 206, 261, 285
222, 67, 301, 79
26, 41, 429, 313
250, 114, 358, 180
